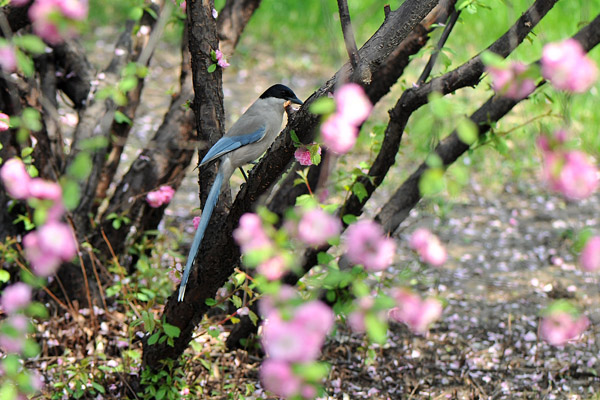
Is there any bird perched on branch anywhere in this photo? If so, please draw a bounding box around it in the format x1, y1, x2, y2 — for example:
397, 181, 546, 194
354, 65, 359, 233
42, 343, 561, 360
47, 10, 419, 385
178, 84, 303, 301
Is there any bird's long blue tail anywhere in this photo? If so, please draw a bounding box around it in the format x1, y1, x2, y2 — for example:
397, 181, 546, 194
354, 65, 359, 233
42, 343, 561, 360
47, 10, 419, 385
178, 169, 224, 301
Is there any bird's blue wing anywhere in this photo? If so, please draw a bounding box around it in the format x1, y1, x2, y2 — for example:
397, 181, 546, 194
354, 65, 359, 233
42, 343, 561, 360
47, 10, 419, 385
200, 125, 266, 166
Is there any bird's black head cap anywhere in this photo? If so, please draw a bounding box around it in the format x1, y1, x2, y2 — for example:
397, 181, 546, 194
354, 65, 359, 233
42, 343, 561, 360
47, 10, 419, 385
260, 84, 303, 105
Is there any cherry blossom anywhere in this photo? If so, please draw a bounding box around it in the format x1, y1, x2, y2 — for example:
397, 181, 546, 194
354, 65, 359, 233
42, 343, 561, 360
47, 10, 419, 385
257, 255, 287, 281
320, 114, 357, 154
29, 0, 88, 44
487, 61, 536, 100
540, 310, 589, 346
294, 145, 321, 166
541, 149, 598, 200
344, 220, 396, 271
233, 213, 272, 253
389, 288, 442, 334
0, 46, 17, 72
409, 228, 447, 267
146, 185, 175, 208
1, 158, 32, 199
541, 39, 597, 93
297, 208, 341, 247
580, 236, 600, 272
215, 49, 230, 68
23, 221, 77, 276
1, 283, 32, 314
0, 112, 9, 131
260, 359, 302, 398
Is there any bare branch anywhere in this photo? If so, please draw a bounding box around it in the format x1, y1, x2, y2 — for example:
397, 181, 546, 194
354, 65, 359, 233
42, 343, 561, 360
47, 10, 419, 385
337, 0, 360, 71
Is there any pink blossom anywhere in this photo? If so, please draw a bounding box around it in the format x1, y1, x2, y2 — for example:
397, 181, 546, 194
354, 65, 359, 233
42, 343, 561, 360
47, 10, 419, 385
294, 145, 321, 166
389, 289, 442, 334
409, 228, 447, 267
320, 114, 358, 155
0, 315, 29, 353
146, 185, 175, 208
215, 49, 229, 68
233, 213, 272, 253
261, 313, 323, 362
297, 208, 341, 247
58, 0, 88, 20
29, 178, 63, 201
211, 7, 218, 18
541, 149, 598, 200
257, 255, 287, 280
260, 359, 301, 398
344, 220, 396, 271
1, 158, 32, 199
293, 300, 335, 336
541, 39, 598, 93
335, 83, 372, 126
168, 268, 181, 284
1, 283, 32, 314
24, 221, 77, 276
540, 311, 589, 346
0, 46, 17, 73
0, 113, 9, 131
258, 285, 298, 317
29, 0, 88, 44
347, 311, 366, 333
580, 236, 600, 272
487, 62, 536, 100
192, 216, 201, 230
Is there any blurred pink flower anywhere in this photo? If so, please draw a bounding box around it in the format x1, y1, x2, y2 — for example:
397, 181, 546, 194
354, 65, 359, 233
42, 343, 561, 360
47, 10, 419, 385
409, 228, 447, 267
257, 255, 287, 280
260, 359, 301, 398
24, 221, 77, 276
541, 148, 598, 200
215, 49, 229, 68
0, 46, 17, 73
192, 216, 201, 230
540, 311, 589, 346
488, 62, 536, 100
0, 112, 9, 131
293, 300, 335, 336
1, 282, 32, 314
345, 220, 396, 271
29, 0, 88, 44
389, 289, 442, 334
1, 158, 32, 199
335, 83, 372, 126
146, 185, 175, 208
541, 39, 597, 93
347, 311, 366, 333
29, 178, 62, 201
297, 208, 341, 247
233, 213, 272, 253
168, 268, 181, 284
320, 114, 357, 155
0, 315, 29, 353
580, 236, 600, 272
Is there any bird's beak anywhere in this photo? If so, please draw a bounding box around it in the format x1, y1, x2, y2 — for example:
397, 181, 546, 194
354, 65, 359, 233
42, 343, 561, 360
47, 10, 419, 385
290, 97, 303, 105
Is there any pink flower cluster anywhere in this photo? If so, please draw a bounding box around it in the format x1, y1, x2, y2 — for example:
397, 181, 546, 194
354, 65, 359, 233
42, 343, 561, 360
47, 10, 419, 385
321, 83, 372, 154
0, 282, 32, 354
0, 45, 17, 73
294, 144, 321, 166
215, 49, 229, 68
347, 296, 375, 333
580, 236, 600, 272
234, 213, 289, 280
388, 288, 442, 335
409, 228, 447, 267
541, 39, 597, 93
487, 61, 536, 100
260, 291, 334, 398
297, 207, 341, 247
538, 131, 598, 201
0, 112, 9, 131
1, 282, 32, 314
146, 185, 175, 208
0, 158, 76, 276
344, 220, 396, 272
29, 0, 89, 45
540, 310, 589, 346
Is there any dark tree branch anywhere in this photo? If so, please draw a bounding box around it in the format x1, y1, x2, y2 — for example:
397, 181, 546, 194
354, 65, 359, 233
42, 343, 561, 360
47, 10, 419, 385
217, 0, 262, 56
337, 0, 360, 71
416, 7, 460, 85
0, 3, 31, 36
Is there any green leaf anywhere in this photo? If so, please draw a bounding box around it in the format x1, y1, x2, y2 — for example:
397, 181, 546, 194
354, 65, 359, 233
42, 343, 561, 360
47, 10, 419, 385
114, 110, 132, 125
147, 332, 160, 345
92, 382, 105, 394
290, 129, 301, 145
248, 310, 258, 326
457, 118, 478, 145
205, 298, 217, 306
230, 295, 242, 308
419, 168, 445, 196
13, 35, 46, 54
480, 50, 507, 68
61, 179, 81, 211
22, 108, 42, 132
342, 214, 357, 225
129, 6, 144, 20
207, 63, 217, 73
317, 252, 334, 265
309, 97, 335, 115
80, 136, 108, 151
156, 386, 166, 400
295, 194, 316, 208
0, 270, 9, 283
163, 323, 181, 338
351, 182, 368, 202
15, 50, 34, 77
118, 76, 138, 93
67, 152, 93, 180
293, 361, 329, 381
365, 312, 387, 344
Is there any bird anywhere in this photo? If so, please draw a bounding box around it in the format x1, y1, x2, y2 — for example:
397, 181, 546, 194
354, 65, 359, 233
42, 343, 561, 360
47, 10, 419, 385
178, 84, 303, 301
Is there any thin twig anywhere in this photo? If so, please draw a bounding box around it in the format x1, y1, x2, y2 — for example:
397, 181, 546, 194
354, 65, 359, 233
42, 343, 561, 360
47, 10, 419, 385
417, 8, 461, 85
337, 0, 360, 70
137, 0, 173, 67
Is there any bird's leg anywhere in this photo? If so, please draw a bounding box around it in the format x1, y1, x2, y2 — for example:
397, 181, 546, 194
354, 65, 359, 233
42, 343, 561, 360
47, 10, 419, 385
238, 167, 248, 182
